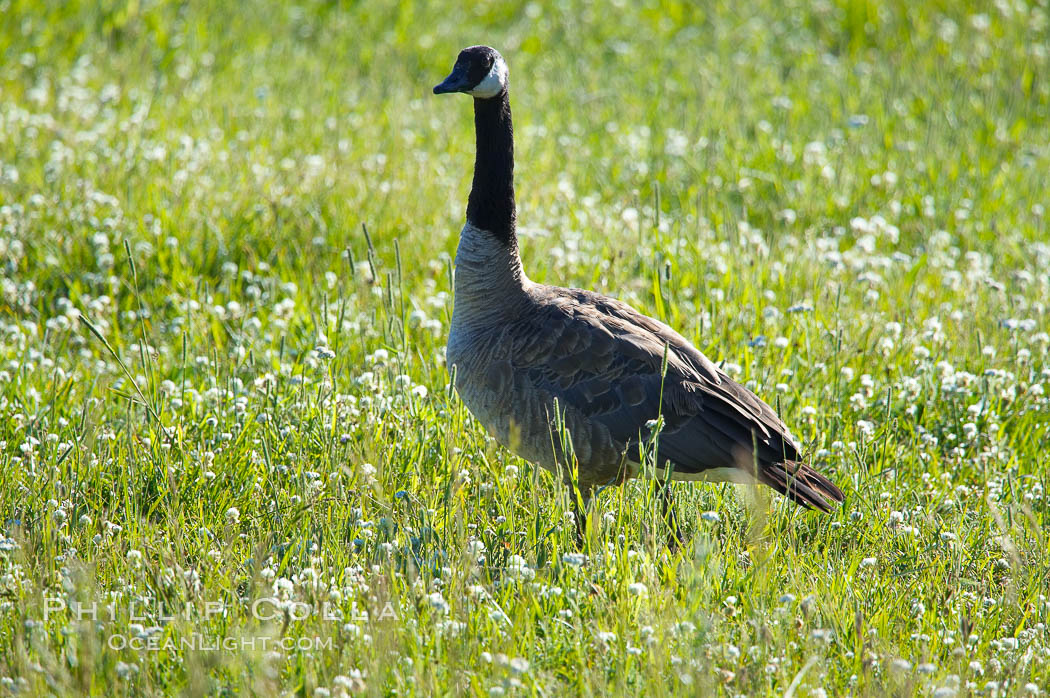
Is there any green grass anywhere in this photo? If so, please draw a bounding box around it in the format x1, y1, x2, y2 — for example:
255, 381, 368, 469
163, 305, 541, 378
2, 0, 1049, 695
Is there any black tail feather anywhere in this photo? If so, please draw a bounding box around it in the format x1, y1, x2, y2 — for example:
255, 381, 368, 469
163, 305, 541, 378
757, 460, 844, 513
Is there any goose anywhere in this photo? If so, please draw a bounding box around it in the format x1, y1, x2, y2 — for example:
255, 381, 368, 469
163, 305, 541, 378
433, 45, 844, 542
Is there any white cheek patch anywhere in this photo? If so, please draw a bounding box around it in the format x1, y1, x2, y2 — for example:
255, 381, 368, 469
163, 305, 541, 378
468, 56, 508, 99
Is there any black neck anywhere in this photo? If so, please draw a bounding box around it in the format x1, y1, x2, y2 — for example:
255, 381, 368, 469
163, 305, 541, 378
466, 90, 516, 246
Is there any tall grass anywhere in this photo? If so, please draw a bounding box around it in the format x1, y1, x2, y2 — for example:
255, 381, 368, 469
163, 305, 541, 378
1, 0, 1048, 694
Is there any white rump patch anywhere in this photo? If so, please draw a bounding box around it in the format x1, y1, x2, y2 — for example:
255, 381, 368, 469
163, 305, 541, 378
630, 463, 758, 484
469, 56, 508, 99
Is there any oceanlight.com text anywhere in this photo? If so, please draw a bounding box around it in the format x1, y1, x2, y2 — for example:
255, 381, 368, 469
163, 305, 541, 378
107, 633, 334, 652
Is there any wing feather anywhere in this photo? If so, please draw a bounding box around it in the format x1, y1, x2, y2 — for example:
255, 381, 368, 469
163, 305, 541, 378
504, 287, 801, 478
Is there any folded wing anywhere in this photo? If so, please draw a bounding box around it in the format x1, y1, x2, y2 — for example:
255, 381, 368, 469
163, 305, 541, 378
502, 287, 842, 510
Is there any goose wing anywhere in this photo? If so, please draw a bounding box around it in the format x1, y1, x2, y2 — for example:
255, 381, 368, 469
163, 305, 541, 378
509, 287, 799, 478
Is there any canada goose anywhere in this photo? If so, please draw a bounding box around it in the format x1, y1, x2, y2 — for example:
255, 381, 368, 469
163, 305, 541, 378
434, 46, 844, 541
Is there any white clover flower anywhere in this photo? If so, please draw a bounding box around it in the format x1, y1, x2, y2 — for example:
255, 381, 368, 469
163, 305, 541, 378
506, 555, 535, 580
359, 463, 377, 481
811, 628, 834, 643
427, 592, 449, 614
562, 553, 586, 567
225, 507, 241, 524
332, 670, 366, 694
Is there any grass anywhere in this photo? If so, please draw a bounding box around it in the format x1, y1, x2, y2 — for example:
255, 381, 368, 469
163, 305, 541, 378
1, 0, 1049, 694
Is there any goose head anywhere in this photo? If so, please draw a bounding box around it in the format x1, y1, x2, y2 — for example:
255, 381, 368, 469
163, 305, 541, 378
433, 45, 508, 99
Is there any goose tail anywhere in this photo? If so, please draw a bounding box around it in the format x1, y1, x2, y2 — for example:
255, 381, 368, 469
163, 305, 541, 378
757, 460, 844, 513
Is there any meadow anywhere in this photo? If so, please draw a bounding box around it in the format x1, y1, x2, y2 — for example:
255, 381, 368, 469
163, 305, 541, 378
1, 0, 1049, 695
